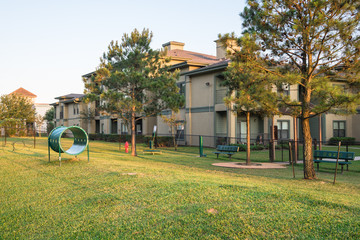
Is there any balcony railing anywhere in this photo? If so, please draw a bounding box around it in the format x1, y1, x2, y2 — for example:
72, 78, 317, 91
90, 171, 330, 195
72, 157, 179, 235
215, 89, 227, 104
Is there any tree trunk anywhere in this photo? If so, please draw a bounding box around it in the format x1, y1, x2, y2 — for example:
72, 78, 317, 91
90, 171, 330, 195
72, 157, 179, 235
302, 117, 316, 179
173, 131, 177, 151
246, 112, 251, 165
131, 111, 137, 156
270, 116, 275, 162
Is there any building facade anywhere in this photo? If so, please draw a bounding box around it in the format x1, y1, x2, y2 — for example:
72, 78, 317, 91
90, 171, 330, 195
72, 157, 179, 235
53, 41, 360, 146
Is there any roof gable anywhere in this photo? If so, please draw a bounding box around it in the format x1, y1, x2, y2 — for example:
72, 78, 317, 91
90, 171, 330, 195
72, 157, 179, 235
10, 87, 37, 98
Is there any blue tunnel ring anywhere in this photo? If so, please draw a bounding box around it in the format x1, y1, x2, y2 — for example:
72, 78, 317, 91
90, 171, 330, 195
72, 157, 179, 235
48, 126, 88, 155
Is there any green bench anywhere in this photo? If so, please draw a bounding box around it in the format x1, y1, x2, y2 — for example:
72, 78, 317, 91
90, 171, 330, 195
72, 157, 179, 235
213, 145, 239, 159
313, 150, 355, 173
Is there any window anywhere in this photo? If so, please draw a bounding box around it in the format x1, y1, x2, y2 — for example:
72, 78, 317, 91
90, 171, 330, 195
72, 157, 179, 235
216, 111, 227, 136
111, 119, 117, 134
215, 76, 227, 104
121, 123, 128, 135
177, 82, 185, 96
277, 120, 290, 139
176, 121, 185, 140
333, 121, 346, 137
60, 106, 64, 119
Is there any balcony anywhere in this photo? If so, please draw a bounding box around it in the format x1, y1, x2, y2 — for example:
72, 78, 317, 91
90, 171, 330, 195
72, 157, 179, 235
215, 89, 227, 104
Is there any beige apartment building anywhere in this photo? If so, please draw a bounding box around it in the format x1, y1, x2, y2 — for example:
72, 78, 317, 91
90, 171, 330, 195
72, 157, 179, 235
53, 40, 360, 146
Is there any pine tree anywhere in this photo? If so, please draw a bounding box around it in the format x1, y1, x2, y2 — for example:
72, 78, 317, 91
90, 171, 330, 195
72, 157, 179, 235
220, 34, 279, 165
241, 0, 360, 179
84, 29, 184, 156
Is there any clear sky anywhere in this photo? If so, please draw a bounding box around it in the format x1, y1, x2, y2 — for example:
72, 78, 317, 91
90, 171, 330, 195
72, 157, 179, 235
0, 0, 246, 103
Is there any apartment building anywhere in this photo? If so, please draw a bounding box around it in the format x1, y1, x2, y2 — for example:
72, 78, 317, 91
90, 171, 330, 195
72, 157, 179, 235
54, 41, 360, 146
157, 41, 360, 147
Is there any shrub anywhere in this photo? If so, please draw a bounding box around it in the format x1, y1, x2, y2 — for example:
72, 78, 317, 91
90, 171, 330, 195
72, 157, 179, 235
329, 137, 355, 145
229, 143, 265, 151
88, 134, 174, 147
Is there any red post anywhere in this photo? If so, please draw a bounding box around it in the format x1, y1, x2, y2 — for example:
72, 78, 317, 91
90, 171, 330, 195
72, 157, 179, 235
125, 141, 129, 153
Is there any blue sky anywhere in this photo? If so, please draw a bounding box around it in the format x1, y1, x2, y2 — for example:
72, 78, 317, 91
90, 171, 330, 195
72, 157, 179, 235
0, 0, 245, 103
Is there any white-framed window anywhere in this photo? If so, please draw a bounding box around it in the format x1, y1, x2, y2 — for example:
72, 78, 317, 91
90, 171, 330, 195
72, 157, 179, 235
333, 121, 346, 137
277, 120, 290, 139
176, 121, 185, 140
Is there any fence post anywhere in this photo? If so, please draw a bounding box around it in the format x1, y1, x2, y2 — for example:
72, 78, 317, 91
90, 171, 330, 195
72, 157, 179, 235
199, 136, 206, 157
33, 122, 36, 149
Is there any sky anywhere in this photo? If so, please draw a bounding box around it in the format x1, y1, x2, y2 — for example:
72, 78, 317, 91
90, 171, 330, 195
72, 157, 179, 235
0, 0, 246, 103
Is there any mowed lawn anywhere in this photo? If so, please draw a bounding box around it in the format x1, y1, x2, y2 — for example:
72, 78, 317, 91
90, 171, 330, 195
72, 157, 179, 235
1, 138, 360, 239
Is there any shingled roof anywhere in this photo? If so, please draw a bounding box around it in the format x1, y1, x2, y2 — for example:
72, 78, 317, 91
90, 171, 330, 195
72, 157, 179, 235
166, 49, 219, 65
10, 87, 37, 98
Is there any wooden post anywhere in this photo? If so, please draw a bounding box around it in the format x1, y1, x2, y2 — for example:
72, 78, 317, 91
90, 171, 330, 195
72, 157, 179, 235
119, 134, 121, 151
293, 116, 298, 164
33, 122, 36, 149
271, 116, 276, 162
333, 141, 341, 185
289, 141, 295, 178
319, 114, 322, 150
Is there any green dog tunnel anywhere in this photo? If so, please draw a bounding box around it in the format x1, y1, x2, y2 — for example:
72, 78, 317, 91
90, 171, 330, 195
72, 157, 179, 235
48, 126, 89, 166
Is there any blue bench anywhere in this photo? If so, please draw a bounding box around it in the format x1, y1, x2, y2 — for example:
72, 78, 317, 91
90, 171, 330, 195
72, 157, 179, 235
213, 145, 239, 159
313, 150, 355, 173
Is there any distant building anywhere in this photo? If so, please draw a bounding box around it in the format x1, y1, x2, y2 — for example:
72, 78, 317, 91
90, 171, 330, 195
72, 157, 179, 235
51, 93, 97, 133
9, 87, 51, 133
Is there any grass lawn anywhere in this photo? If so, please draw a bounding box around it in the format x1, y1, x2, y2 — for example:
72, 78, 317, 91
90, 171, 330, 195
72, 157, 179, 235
1, 137, 360, 239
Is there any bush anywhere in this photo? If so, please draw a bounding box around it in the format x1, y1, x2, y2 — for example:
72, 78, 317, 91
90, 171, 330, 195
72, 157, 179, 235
88, 134, 174, 147
229, 143, 265, 151
329, 137, 355, 145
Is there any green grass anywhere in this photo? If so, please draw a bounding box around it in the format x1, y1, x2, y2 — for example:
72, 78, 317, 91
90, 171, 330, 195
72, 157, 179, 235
1, 138, 360, 239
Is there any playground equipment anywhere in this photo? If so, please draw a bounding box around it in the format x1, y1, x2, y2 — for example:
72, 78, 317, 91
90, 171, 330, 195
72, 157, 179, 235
48, 126, 89, 166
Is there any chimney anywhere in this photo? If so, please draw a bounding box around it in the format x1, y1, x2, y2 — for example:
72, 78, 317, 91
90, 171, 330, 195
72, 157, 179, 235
162, 41, 185, 51
214, 39, 239, 59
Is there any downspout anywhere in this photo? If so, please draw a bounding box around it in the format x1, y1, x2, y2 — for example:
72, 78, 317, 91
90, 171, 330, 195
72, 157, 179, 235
187, 76, 192, 146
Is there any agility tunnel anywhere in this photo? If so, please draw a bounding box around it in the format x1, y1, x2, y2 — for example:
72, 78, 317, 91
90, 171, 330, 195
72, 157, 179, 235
48, 126, 89, 165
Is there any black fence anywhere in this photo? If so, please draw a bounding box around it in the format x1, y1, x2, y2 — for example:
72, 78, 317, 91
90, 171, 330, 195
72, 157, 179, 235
153, 134, 358, 163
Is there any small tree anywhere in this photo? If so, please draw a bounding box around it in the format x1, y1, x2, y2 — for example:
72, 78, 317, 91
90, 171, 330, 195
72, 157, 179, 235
44, 108, 55, 134
161, 114, 184, 151
80, 107, 95, 132
240, 0, 360, 179
0, 94, 36, 135
220, 34, 279, 165
84, 29, 184, 156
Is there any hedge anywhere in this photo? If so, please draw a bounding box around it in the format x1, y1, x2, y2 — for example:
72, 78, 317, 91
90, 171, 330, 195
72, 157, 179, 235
328, 137, 356, 145
88, 134, 175, 147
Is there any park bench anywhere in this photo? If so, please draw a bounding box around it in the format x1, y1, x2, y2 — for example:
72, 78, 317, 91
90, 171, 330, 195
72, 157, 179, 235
213, 145, 239, 159
313, 150, 355, 173
143, 149, 162, 155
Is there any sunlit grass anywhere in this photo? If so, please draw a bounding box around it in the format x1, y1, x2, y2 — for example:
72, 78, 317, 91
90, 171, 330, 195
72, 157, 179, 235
0, 138, 359, 239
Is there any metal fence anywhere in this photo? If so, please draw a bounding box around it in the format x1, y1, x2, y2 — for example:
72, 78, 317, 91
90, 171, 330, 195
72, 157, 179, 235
155, 133, 358, 163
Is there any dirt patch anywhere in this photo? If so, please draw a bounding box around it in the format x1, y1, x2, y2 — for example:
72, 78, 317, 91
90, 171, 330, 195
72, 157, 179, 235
212, 162, 287, 169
